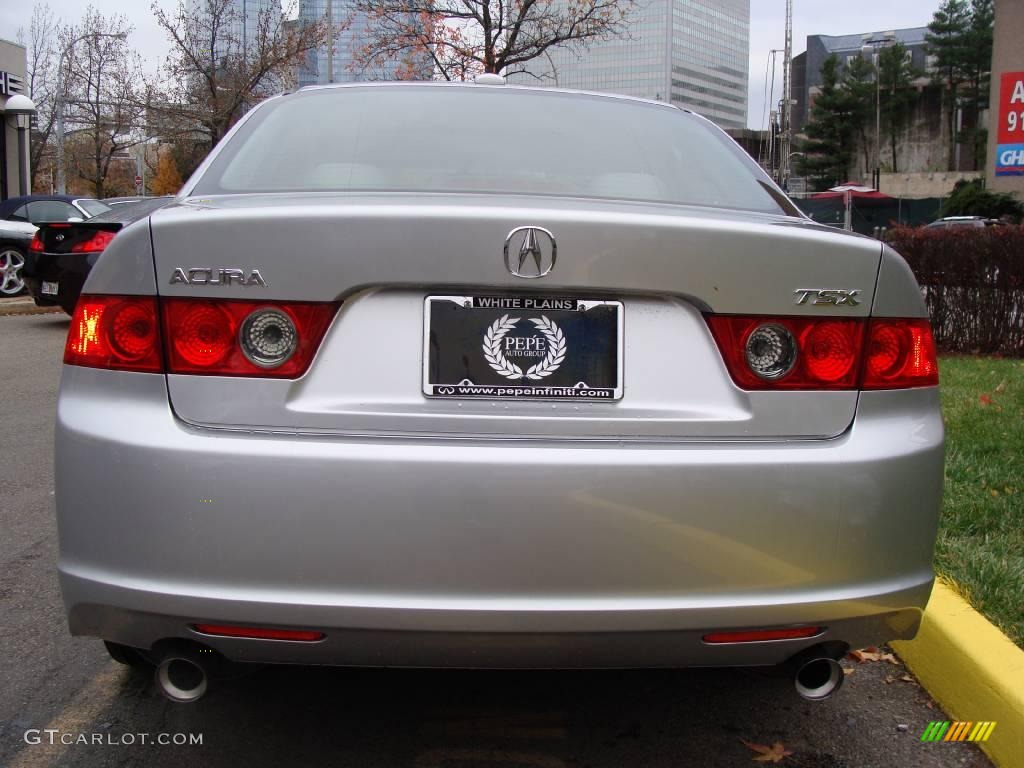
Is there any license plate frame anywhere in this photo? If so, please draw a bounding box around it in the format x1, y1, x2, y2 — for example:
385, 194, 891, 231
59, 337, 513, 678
423, 295, 623, 401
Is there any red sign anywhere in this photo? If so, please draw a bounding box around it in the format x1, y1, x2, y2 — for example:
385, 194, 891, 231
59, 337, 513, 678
997, 71, 1024, 144
134, 175, 142, 185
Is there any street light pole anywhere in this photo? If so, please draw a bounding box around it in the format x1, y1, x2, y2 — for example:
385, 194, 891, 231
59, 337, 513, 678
875, 68, 881, 189
861, 36, 894, 190
54, 31, 128, 195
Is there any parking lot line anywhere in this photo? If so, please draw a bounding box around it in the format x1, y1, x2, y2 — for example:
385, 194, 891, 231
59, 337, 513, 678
7, 664, 125, 768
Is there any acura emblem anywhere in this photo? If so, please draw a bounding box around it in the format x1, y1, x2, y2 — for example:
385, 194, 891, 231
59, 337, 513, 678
504, 226, 556, 279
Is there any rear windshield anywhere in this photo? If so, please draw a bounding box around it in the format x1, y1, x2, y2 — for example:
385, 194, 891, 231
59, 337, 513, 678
76, 199, 112, 217
193, 86, 788, 215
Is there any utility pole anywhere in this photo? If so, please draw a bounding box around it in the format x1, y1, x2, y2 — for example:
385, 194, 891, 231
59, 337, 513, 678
779, 0, 793, 190
326, 0, 334, 83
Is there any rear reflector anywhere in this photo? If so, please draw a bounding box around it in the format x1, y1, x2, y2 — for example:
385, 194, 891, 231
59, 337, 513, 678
703, 626, 823, 644
64, 296, 163, 373
706, 315, 938, 390
192, 624, 325, 642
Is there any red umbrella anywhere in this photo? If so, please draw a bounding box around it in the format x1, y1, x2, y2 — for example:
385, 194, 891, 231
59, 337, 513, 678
809, 182, 893, 201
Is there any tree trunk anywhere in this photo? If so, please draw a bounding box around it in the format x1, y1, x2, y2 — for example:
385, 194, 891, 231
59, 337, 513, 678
947, 84, 957, 171
890, 121, 898, 174
861, 129, 871, 182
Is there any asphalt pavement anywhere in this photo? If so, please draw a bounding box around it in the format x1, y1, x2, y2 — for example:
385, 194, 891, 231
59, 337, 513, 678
0, 313, 993, 768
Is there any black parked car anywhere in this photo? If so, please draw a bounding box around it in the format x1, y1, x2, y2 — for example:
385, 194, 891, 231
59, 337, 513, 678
0, 195, 111, 296
23, 197, 172, 314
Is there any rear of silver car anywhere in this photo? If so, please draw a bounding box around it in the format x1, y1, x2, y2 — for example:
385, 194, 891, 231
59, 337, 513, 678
55, 84, 943, 696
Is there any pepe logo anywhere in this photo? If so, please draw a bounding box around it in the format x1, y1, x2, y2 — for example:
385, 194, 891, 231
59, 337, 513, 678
482, 314, 567, 381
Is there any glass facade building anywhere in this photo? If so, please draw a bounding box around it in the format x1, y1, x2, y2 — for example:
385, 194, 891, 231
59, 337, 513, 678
297, 0, 429, 86
186, 0, 282, 62
512, 0, 749, 130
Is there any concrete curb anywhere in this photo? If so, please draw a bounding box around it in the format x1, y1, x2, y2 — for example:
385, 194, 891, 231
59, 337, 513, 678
0, 302, 64, 317
892, 581, 1024, 766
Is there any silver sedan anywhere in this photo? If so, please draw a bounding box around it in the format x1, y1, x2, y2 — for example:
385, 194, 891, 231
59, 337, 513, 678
55, 82, 943, 704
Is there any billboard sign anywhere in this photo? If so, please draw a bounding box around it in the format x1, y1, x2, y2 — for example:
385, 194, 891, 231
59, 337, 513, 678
995, 71, 1024, 176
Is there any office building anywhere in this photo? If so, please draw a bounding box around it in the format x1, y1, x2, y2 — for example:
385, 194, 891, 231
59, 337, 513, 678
297, 0, 429, 86
791, 27, 931, 134
512, 0, 750, 130
187, 0, 282, 62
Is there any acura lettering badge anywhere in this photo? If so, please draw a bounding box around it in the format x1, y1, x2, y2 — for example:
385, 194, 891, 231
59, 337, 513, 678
169, 267, 268, 287
504, 226, 556, 279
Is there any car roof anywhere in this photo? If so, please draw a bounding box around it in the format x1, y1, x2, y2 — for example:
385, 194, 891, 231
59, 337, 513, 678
0, 194, 85, 218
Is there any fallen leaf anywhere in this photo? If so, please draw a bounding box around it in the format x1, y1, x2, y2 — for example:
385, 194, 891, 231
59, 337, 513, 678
843, 668, 855, 676
848, 647, 899, 664
742, 740, 794, 763
884, 675, 895, 684
901, 674, 915, 683
979, 394, 993, 406
994, 380, 1006, 394
848, 647, 882, 663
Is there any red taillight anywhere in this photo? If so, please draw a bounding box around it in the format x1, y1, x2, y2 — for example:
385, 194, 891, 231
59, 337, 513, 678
30, 233, 44, 252
706, 315, 938, 391
706, 316, 864, 390
64, 296, 162, 373
191, 624, 325, 642
162, 298, 335, 377
70, 229, 117, 253
863, 319, 938, 389
65, 295, 337, 377
703, 626, 823, 644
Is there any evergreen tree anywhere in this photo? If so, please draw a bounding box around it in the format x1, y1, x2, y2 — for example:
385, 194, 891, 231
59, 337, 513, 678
878, 43, 924, 173
961, 0, 995, 168
926, 0, 971, 169
842, 54, 877, 177
798, 55, 856, 190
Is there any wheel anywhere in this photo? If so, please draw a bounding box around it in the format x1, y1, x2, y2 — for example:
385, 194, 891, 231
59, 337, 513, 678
0, 247, 25, 296
104, 640, 152, 668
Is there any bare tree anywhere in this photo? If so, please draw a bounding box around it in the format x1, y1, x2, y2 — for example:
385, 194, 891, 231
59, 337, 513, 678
148, 0, 328, 151
353, 0, 635, 82
60, 7, 147, 198
18, 4, 63, 190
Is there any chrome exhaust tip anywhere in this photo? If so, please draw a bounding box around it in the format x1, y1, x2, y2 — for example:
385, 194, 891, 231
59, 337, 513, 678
155, 650, 210, 703
794, 656, 844, 701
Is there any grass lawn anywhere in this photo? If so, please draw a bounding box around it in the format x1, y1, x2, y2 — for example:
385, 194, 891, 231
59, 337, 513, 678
936, 356, 1024, 647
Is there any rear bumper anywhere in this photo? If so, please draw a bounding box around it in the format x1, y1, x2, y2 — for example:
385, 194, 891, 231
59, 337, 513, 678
55, 368, 944, 668
23, 252, 90, 308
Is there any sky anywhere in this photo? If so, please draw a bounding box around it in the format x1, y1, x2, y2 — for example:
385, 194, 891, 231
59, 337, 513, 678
1, 0, 942, 129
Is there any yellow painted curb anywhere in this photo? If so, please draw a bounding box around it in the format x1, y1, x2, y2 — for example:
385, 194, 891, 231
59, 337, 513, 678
892, 581, 1024, 767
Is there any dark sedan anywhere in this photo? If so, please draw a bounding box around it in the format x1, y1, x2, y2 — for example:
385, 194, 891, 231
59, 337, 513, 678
23, 197, 172, 313
0, 194, 111, 296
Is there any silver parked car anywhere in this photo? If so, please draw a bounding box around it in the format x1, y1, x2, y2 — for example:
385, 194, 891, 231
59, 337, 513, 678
56, 82, 943, 704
